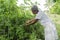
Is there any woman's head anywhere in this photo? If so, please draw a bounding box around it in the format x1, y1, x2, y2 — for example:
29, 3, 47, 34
31, 5, 39, 14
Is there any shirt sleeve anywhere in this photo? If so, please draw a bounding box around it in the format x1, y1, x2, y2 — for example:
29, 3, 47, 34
35, 11, 42, 20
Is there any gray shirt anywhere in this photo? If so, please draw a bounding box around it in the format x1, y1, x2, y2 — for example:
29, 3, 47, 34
35, 10, 52, 25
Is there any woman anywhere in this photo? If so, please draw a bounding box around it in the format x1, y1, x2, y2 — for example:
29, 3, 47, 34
25, 5, 58, 40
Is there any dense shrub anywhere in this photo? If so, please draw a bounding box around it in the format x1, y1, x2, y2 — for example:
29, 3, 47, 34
0, 0, 44, 40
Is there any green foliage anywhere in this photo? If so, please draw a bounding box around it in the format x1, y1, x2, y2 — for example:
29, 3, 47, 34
0, 0, 44, 40
50, 0, 60, 14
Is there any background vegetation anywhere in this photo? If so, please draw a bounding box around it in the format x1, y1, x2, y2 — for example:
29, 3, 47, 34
0, 0, 60, 40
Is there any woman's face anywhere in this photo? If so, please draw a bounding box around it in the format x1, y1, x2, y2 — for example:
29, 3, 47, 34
32, 10, 38, 14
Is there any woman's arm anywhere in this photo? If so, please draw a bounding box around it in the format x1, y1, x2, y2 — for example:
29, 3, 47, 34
25, 19, 39, 26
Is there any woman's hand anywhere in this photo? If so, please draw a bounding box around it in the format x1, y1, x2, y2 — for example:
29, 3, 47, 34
25, 19, 38, 26
25, 20, 31, 26
26, 20, 31, 24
